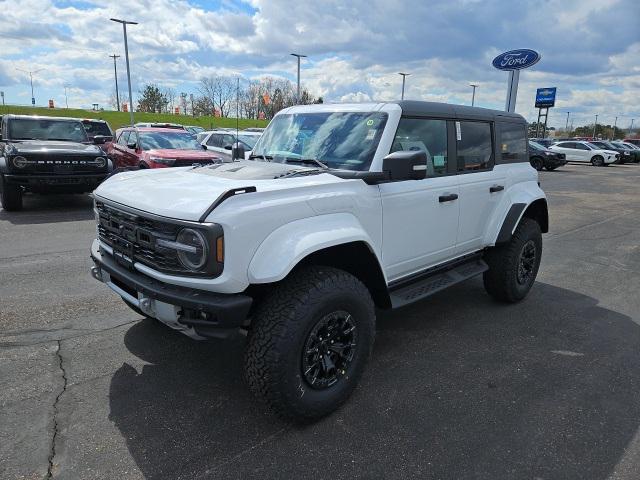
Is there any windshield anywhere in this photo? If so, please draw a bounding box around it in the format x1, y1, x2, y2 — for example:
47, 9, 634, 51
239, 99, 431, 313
238, 134, 259, 149
251, 112, 388, 171
83, 121, 112, 138
612, 142, 630, 150
529, 141, 545, 150
139, 131, 203, 150
8, 118, 88, 142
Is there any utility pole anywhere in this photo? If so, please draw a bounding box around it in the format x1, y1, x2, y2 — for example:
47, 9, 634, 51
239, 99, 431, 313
630, 119, 635, 135
398, 72, 410, 100
63, 84, 70, 109
469, 84, 478, 106
592, 114, 598, 139
565, 112, 570, 132
110, 18, 138, 125
290, 53, 307, 104
109, 54, 121, 111
16, 68, 44, 106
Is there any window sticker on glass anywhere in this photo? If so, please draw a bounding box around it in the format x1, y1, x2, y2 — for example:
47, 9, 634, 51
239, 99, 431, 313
433, 155, 446, 167
366, 119, 374, 126
365, 129, 376, 140
456, 121, 462, 141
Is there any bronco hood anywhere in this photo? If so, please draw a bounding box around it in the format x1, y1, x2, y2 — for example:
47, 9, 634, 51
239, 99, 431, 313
93, 160, 347, 221
9, 140, 103, 156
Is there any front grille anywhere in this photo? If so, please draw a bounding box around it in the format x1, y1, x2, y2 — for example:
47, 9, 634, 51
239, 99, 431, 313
96, 201, 188, 275
11, 154, 106, 174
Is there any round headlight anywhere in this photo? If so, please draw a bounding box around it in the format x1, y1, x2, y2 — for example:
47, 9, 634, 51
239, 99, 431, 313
13, 156, 28, 168
176, 228, 208, 271
94, 157, 107, 167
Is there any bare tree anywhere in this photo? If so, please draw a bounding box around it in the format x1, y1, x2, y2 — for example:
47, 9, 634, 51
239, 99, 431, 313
162, 87, 177, 114
199, 75, 235, 117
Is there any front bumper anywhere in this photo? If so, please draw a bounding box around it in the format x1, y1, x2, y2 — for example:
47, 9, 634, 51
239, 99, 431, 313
4, 173, 108, 190
91, 242, 252, 339
544, 156, 567, 167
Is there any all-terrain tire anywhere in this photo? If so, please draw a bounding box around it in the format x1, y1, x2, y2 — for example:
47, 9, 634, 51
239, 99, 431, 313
0, 176, 23, 211
483, 218, 542, 303
245, 266, 375, 422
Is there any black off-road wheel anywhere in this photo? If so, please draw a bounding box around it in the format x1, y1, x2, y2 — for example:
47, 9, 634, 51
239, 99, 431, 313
530, 156, 544, 171
483, 218, 542, 303
0, 177, 23, 211
245, 266, 375, 422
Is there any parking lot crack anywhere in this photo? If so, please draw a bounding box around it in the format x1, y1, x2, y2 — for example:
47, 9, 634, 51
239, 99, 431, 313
46, 340, 68, 480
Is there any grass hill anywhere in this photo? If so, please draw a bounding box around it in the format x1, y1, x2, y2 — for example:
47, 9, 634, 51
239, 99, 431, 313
0, 105, 269, 131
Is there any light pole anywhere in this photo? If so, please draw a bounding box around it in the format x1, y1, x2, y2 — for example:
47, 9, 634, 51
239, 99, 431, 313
565, 112, 570, 132
16, 68, 44, 106
110, 18, 138, 125
592, 114, 598, 139
63, 84, 70, 109
290, 53, 307, 104
630, 119, 635, 134
398, 72, 410, 100
469, 84, 478, 106
613, 116, 618, 139
109, 54, 121, 111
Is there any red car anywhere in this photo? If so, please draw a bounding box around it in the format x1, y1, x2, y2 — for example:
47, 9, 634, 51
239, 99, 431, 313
108, 127, 222, 169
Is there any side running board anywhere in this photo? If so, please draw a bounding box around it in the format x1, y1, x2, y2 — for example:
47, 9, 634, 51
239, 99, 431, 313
389, 258, 488, 308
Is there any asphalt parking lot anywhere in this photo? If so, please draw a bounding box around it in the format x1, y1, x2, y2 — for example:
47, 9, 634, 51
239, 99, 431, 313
1, 163, 640, 480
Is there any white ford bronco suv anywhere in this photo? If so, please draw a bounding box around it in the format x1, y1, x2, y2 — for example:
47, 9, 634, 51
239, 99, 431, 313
90, 101, 547, 421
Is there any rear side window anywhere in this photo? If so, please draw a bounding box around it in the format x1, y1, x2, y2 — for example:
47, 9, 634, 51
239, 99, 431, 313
456, 121, 493, 171
117, 131, 130, 145
499, 122, 527, 163
391, 118, 448, 176
207, 134, 222, 147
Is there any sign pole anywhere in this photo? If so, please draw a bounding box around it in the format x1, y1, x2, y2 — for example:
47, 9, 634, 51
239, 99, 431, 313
505, 70, 519, 113
535, 108, 542, 138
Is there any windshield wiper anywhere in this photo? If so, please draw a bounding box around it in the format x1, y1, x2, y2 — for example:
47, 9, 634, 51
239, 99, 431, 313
249, 153, 273, 161
284, 158, 329, 169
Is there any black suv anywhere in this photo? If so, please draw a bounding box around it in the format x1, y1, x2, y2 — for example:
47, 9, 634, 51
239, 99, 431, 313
589, 140, 633, 164
529, 140, 567, 171
0, 115, 113, 211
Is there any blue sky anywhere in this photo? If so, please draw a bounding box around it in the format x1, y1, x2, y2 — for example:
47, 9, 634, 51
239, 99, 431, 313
1, 0, 639, 129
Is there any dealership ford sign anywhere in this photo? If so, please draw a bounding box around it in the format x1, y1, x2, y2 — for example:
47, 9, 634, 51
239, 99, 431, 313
492, 49, 541, 71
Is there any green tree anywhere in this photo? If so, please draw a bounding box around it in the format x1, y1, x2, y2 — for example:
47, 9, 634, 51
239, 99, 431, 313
137, 84, 167, 113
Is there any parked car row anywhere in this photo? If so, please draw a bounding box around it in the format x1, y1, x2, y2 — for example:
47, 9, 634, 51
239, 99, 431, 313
528, 137, 640, 170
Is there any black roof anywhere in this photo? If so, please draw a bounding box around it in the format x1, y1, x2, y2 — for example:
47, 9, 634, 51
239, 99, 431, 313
393, 100, 526, 123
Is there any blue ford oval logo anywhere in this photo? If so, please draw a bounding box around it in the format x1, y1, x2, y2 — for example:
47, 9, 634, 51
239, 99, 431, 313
492, 49, 541, 71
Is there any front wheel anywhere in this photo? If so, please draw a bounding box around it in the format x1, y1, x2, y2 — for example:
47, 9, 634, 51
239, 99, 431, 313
0, 177, 23, 211
545, 165, 558, 171
483, 218, 542, 303
591, 155, 605, 167
530, 157, 544, 171
245, 266, 375, 422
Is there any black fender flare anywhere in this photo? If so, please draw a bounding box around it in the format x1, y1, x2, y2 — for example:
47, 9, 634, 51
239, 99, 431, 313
495, 203, 527, 244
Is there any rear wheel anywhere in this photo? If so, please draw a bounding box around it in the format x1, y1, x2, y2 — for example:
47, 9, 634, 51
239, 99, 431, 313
0, 176, 23, 211
591, 155, 604, 167
530, 157, 544, 171
245, 266, 375, 422
483, 218, 542, 303
545, 165, 558, 171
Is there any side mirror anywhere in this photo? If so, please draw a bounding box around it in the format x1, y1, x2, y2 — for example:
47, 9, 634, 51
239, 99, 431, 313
127, 142, 138, 150
223, 144, 233, 151
202, 144, 208, 150
382, 150, 428, 180
93, 135, 106, 145
231, 142, 245, 160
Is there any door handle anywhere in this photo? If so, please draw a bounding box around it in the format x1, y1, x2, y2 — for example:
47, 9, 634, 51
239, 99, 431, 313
438, 193, 458, 203
489, 185, 504, 193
